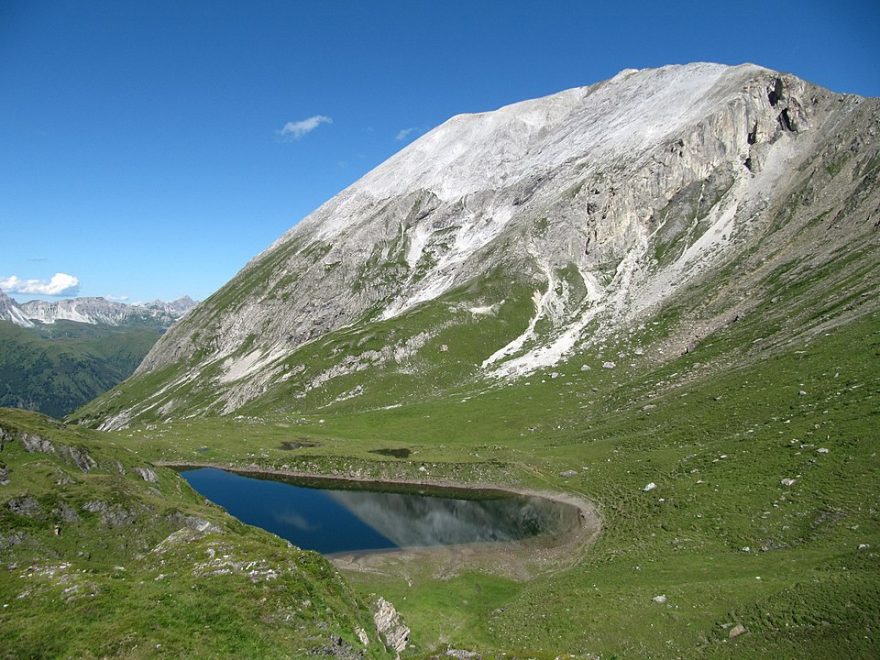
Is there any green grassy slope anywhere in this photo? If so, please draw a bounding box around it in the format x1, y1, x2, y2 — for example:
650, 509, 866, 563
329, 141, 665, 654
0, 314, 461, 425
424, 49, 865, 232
117, 309, 879, 658
0, 321, 161, 418
60, 91, 880, 657
0, 408, 392, 658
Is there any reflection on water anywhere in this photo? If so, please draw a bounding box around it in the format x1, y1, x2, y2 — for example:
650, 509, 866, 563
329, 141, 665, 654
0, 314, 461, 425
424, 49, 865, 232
180, 467, 577, 555
328, 490, 566, 548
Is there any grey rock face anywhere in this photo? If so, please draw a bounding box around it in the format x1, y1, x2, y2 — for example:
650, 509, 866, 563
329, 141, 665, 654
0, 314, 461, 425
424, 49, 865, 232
53, 502, 81, 523
0, 530, 26, 550
81, 500, 139, 527
57, 445, 97, 473
7, 495, 43, 519
373, 597, 409, 657
82, 63, 880, 427
21, 433, 54, 454
18, 430, 96, 473
133, 467, 158, 483
0, 426, 11, 450
0, 289, 34, 327
166, 512, 221, 534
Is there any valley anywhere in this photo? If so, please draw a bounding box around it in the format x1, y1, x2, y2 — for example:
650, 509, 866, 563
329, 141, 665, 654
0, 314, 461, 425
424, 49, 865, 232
37, 303, 878, 657
0, 295, 196, 417
2, 62, 878, 658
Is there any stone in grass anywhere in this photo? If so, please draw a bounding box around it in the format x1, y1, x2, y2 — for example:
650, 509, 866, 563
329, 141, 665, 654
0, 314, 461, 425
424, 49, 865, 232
133, 467, 159, 483
729, 623, 747, 639
780, 478, 796, 487
559, 470, 578, 478
643, 482, 657, 492
817, 447, 830, 454
580, 364, 591, 372
858, 543, 870, 550
602, 361, 616, 369
7, 495, 43, 518
652, 594, 667, 604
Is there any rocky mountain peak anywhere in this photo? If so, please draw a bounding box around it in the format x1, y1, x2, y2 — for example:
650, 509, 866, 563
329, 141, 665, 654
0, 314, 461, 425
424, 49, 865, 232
1, 294, 198, 329
75, 62, 880, 429
0, 289, 34, 328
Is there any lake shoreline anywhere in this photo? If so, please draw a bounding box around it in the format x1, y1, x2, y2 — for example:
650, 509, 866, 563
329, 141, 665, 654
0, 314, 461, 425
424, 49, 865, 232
158, 459, 603, 575
157, 459, 600, 525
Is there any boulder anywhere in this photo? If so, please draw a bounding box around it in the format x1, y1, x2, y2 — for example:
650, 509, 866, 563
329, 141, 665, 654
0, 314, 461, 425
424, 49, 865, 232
21, 433, 54, 454
373, 597, 409, 658
8, 495, 43, 518
133, 467, 159, 483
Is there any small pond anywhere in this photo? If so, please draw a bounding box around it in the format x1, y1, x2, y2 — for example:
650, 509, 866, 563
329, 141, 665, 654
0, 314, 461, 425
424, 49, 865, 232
180, 467, 579, 555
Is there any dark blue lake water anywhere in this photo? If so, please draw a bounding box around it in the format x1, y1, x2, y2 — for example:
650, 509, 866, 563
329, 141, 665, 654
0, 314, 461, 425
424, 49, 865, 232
180, 467, 575, 555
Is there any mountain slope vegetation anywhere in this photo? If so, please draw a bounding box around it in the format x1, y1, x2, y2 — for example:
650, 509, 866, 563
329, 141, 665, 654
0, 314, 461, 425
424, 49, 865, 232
53, 63, 880, 657
0, 408, 392, 657
0, 321, 161, 418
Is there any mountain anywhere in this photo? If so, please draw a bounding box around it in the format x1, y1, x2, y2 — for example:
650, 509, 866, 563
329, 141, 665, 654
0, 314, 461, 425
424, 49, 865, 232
0, 290, 33, 328
73, 63, 880, 429
1, 295, 197, 329
0, 295, 197, 417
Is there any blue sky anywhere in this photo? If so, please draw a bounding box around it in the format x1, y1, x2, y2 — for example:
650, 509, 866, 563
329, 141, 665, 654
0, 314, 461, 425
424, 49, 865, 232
2, 0, 878, 303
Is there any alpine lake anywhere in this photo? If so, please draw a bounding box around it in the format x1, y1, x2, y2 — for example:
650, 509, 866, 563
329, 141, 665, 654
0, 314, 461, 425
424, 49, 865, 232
179, 467, 590, 572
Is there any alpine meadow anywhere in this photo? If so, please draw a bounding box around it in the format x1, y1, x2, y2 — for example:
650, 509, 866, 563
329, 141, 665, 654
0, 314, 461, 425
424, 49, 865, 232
1, 16, 878, 659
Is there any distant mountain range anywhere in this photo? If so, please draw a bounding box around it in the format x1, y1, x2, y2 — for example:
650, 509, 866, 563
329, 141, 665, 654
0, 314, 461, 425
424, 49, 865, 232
0, 291, 197, 417
0, 290, 197, 329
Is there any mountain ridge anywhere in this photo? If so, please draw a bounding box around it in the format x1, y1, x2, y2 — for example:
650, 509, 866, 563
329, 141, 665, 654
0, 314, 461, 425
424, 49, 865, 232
0, 292, 197, 329
73, 62, 880, 429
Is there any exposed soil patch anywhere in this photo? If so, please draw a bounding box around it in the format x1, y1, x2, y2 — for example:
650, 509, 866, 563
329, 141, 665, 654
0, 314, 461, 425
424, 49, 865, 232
369, 448, 411, 459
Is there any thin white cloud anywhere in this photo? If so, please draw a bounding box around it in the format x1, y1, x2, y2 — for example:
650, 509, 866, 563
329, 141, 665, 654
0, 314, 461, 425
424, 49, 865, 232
395, 127, 417, 141
278, 115, 333, 141
0, 272, 80, 296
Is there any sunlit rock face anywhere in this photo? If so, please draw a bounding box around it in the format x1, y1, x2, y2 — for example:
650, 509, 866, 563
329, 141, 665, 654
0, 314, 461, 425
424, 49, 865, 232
82, 62, 880, 427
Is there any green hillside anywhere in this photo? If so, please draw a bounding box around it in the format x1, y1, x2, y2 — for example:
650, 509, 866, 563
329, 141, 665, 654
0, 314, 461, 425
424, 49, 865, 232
105, 307, 879, 658
0, 321, 160, 418
0, 408, 391, 657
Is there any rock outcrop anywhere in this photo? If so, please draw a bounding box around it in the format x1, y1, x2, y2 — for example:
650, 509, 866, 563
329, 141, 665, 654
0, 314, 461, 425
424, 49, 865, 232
373, 597, 409, 657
